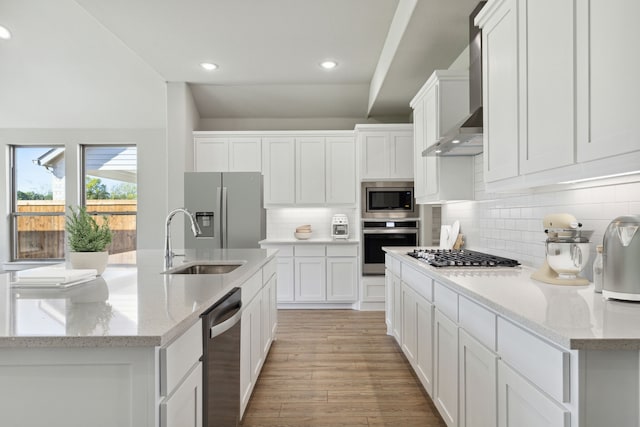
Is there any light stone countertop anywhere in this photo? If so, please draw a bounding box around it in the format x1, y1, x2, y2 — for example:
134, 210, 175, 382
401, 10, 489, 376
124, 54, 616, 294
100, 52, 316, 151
259, 238, 359, 245
0, 248, 276, 348
384, 247, 640, 350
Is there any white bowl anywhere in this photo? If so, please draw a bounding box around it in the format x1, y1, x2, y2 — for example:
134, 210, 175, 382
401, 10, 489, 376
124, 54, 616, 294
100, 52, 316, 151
294, 232, 312, 240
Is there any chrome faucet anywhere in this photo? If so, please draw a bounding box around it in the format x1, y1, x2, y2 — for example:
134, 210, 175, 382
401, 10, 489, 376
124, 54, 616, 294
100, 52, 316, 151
164, 208, 202, 269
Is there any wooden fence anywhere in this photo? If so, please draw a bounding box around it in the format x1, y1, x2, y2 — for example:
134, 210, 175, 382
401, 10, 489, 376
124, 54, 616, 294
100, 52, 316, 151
16, 200, 137, 259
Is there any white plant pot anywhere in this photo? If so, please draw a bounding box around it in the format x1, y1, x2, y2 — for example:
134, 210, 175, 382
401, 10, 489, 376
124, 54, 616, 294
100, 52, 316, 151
69, 251, 109, 275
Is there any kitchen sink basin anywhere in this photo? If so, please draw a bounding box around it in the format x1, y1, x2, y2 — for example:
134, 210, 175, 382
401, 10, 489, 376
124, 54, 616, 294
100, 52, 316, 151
163, 262, 243, 275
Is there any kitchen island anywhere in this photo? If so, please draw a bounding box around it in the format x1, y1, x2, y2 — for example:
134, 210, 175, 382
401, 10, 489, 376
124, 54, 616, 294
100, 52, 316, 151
384, 247, 640, 427
0, 248, 277, 427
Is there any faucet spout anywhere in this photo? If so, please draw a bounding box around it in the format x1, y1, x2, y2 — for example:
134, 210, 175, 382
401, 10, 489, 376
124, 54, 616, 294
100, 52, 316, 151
164, 208, 201, 269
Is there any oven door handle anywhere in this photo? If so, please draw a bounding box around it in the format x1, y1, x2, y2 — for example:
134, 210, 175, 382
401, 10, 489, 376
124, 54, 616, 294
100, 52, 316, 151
363, 228, 419, 234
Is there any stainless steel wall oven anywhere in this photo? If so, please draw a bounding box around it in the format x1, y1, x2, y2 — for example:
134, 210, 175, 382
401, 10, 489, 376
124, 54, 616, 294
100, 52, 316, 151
362, 219, 419, 275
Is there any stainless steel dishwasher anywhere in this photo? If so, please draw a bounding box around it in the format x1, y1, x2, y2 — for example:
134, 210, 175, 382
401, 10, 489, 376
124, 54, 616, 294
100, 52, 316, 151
201, 287, 242, 427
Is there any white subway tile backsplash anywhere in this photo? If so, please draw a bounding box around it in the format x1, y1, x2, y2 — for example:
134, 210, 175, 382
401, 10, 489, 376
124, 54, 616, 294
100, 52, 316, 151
442, 154, 640, 279
266, 207, 358, 240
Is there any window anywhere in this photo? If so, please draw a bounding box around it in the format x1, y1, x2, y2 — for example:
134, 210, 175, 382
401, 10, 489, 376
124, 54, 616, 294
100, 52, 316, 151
82, 145, 137, 255
10, 146, 66, 260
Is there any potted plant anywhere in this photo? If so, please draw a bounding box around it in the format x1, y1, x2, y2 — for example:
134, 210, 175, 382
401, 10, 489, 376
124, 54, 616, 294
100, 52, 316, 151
66, 206, 112, 275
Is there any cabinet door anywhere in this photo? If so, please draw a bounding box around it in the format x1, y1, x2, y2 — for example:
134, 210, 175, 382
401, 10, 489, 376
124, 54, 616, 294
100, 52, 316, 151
385, 271, 394, 334
360, 133, 389, 179
249, 295, 263, 381
261, 276, 275, 355
415, 294, 434, 396
240, 306, 252, 414
413, 99, 428, 201
392, 273, 402, 343
401, 283, 418, 365
262, 137, 295, 205
519, 0, 575, 174
229, 137, 261, 172
160, 362, 203, 427
390, 132, 414, 179
498, 360, 570, 427
294, 257, 326, 301
269, 275, 278, 338
296, 137, 325, 204
276, 257, 294, 302
424, 86, 440, 197
326, 257, 357, 302
326, 137, 356, 205
434, 309, 459, 427
459, 329, 497, 427
194, 137, 228, 172
483, 0, 520, 182
576, 0, 640, 162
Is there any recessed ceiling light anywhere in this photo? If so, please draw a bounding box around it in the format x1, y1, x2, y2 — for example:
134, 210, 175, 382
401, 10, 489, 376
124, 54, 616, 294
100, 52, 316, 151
452, 139, 460, 144
320, 60, 338, 70
200, 62, 218, 71
0, 25, 11, 40
435, 149, 442, 154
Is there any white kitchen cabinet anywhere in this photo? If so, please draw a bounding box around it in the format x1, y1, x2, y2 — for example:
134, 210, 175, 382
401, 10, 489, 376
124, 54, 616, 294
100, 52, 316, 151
326, 256, 358, 302
294, 257, 327, 302
478, 0, 520, 183
240, 286, 261, 415
262, 243, 358, 306
401, 282, 418, 365
459, 329, 497, 427
356, 124, 414, 180
326, 137, 356, 205
392, 272, 402, 343
576, 0, 640, 163
410, 70, 474, 203
262, 137, 296, 205
296, 137, 326, 205
261, 275, 277, 355
434, 308, 459, 427
160, 363, 203, 427
193, 135, 261, 172
498, 360, 570, 427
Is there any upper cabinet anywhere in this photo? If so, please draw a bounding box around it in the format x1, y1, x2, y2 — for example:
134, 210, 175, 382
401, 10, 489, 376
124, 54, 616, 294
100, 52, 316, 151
477, 0, 640, 190
193, 133, 261, 172
263, 132, 357, 207
410, 70, 474, 204
356, 124, 414, 181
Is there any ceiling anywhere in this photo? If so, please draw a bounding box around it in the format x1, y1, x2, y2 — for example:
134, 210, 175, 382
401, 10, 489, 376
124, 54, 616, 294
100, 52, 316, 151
0, 0, 479, 126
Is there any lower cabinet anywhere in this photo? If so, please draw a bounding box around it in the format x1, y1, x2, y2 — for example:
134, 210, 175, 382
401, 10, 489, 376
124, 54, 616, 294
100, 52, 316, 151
161, 363, 203, 427
498, 360, 570, 427
434, 309, 459, 427
261, 243, 359, 305
401, 282, 434, 395
459, 329, 497, 427
240, 260, 278, 418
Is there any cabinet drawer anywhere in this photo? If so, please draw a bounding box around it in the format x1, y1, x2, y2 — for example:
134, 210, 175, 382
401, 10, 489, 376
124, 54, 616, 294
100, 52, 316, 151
326, 244, 358, 257
160, 320, 203, 396
262, 258, 277, 283
459, 296, 496, 351
260, 244, 293, 257
242, 270, 263, 304
294, 245, 326, 257
497, 318, 570, 403
434, 281, 458, 322
401, 263, 433, 301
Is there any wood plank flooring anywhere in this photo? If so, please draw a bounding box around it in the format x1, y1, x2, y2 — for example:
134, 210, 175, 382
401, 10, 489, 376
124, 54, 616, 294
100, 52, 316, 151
240, 310, 446, 427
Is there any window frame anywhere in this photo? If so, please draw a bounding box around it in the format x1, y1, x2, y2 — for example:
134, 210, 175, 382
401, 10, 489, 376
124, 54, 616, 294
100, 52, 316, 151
9, 145, 66, 262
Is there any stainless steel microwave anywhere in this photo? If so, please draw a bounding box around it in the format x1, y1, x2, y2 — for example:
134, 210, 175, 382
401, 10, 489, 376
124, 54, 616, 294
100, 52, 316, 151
361, 181, 417, 219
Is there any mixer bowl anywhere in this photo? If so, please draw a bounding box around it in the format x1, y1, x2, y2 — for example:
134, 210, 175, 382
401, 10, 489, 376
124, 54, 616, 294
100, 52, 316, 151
546, 242, 590, 279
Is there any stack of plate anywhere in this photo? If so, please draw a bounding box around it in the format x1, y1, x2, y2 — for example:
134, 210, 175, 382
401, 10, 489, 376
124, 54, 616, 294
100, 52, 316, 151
294, 224, 312, 240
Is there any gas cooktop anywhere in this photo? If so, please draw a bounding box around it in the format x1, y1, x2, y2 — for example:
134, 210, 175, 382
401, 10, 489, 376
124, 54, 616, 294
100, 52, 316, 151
408, 249, 520, 268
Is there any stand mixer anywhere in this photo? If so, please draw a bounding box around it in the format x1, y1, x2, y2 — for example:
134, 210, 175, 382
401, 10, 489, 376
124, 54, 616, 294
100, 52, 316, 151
531, 213, 593, 286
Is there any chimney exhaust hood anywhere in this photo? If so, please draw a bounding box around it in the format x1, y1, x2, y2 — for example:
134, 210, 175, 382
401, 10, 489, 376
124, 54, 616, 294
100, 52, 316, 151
424, 1, 486, 157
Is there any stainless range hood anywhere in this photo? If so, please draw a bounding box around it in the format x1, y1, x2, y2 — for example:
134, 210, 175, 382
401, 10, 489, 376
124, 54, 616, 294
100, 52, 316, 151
424, 1, 486, 157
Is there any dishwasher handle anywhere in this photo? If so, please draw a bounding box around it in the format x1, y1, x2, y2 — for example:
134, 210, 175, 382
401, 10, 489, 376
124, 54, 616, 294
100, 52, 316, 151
210, 309, 242, 338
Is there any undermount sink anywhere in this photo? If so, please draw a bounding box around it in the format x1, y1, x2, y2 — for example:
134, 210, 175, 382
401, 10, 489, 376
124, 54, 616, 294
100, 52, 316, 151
163, 261, 243, 275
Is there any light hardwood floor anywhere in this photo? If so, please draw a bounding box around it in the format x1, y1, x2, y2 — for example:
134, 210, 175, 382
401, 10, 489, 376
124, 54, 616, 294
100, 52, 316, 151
240, 309, 446, 427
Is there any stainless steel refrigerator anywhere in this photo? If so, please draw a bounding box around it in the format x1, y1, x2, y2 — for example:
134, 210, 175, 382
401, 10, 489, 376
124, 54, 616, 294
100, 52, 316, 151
184, 172, 266, 249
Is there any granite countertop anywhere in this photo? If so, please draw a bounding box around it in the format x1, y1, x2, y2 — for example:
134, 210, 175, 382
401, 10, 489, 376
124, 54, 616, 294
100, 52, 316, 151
260, 238, 359, 244
0, 248, 276, 349
384, 247, 640, 350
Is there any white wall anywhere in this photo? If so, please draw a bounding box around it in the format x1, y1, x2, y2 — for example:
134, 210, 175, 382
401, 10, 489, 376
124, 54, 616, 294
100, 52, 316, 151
441, 154, 640, 278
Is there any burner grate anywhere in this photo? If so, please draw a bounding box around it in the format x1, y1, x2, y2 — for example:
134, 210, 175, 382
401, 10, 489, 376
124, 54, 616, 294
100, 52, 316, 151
407, 249, 520, 268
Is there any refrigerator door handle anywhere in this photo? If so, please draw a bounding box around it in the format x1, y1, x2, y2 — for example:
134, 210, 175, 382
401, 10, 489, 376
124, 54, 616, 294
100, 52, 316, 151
221, 186, 228, 248
216, 186, 222, 247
